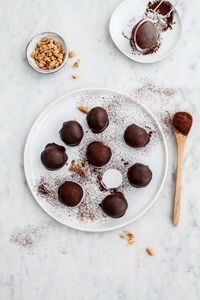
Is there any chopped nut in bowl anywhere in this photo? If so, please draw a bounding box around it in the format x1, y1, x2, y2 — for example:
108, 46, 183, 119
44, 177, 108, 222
26, 32, 69, 74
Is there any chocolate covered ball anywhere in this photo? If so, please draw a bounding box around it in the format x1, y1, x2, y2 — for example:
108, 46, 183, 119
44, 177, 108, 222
100, 192, 128, 218
124, 124, 149, 148
41, 143, 68, 170
86, 107, 109, 133
59, 120, 83, 146
58, 181, 83, 207
86, 142, 112, 167
134, 21, 159, 50
127, 163, 152, 188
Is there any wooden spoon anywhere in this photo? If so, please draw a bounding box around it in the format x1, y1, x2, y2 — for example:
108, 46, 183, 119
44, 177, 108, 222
173, 112, 193, 226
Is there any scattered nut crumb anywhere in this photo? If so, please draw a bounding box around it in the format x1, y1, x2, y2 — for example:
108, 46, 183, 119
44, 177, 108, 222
69, 50, 76, 58
68, 159, 86, 177
73, 116, 77, 121
120, 230, 135, 246
81, 160, 86, 167
30, 37, 65, 70
77, 105, 90, 114
146, 247, 154, 256
73, 59, 80, 68
137, 258, 141, 268
77, 201, 95, 222
72, 75, 77, 79
120, 234, 125, 239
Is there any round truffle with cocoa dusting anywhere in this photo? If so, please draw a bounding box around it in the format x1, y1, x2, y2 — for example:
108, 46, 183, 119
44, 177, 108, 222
124, 124, 149, 148
59, 120, 83, 146
41, 143, 68, 170
100, 192, 128, 218
87, 107, 109, 133
135, 21, 159, 50
58, 181, 83, 207
86, 141, 112, 167
173, 112, 193, 136
128, 163, 152, 188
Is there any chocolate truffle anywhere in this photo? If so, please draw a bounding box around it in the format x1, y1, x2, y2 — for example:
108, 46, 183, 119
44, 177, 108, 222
41, 143, 68, 171
86, 107, 109, 133
58, 181, 83, 207
134, 21, 159, 50
86, 142, 112, 167
124, 124, 149, 148
127, 163, 152, 188
100, 192, 128, 218
59, 120, 83, 146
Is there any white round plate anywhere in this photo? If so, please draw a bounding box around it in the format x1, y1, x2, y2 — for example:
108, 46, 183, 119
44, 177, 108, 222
24, 88, 168, 232
109, 0, 183, 63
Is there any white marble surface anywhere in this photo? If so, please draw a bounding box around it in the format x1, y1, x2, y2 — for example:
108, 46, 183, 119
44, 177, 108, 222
1, 0, 200, 299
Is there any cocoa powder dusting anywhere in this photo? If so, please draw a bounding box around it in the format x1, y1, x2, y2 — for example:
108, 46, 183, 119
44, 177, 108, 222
130, 79, 178, 138
173, 112, 193, 136
146, 0, 174, 32
9, 224, 46, 250
37, 177, 51, 197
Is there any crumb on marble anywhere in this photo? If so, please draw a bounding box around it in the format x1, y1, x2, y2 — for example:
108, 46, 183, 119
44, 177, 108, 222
137, 258, 141, 268
119, 230, 135, 246
146, 247, 154, 256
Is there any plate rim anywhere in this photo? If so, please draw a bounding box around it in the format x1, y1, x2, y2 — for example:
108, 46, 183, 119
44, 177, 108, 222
109, 0, 183, 64
24, 87, 168, 232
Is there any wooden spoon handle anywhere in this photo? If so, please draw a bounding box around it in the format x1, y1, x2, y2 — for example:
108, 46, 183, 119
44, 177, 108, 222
173, 139, 185, 226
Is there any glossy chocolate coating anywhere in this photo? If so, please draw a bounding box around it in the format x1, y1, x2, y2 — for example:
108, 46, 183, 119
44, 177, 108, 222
59, 120, 83, 146
58, 181, 83, 207
124, 124, 149, 148
135, 21, 159, 50
41, 143, 68, 170
86, 107, 109, 133
100, 192, 128, 218
127, 163, 152, 188
86, 141, 112, 167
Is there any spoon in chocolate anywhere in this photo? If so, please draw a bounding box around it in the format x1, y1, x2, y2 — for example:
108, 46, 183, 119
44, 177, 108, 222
173, 112, 193, 226
133, 0, 180, 52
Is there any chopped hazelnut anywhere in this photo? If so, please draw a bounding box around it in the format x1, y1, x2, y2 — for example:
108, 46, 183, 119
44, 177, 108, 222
76, 106, 90, 114
146, 247, 154, 256
69, 50, 76, 58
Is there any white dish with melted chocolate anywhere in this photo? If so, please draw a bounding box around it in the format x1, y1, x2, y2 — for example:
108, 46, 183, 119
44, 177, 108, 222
109, 0, 182, 63
24, 88, 168, 232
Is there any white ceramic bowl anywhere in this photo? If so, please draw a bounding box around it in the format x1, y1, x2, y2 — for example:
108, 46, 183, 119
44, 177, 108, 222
26, 32, 69, 74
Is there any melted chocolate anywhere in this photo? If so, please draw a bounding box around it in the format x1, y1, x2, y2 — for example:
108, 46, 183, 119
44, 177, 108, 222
135, 21, 159, 50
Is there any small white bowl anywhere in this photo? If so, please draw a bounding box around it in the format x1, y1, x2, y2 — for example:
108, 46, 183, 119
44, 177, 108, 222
26, 32, 69, 74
